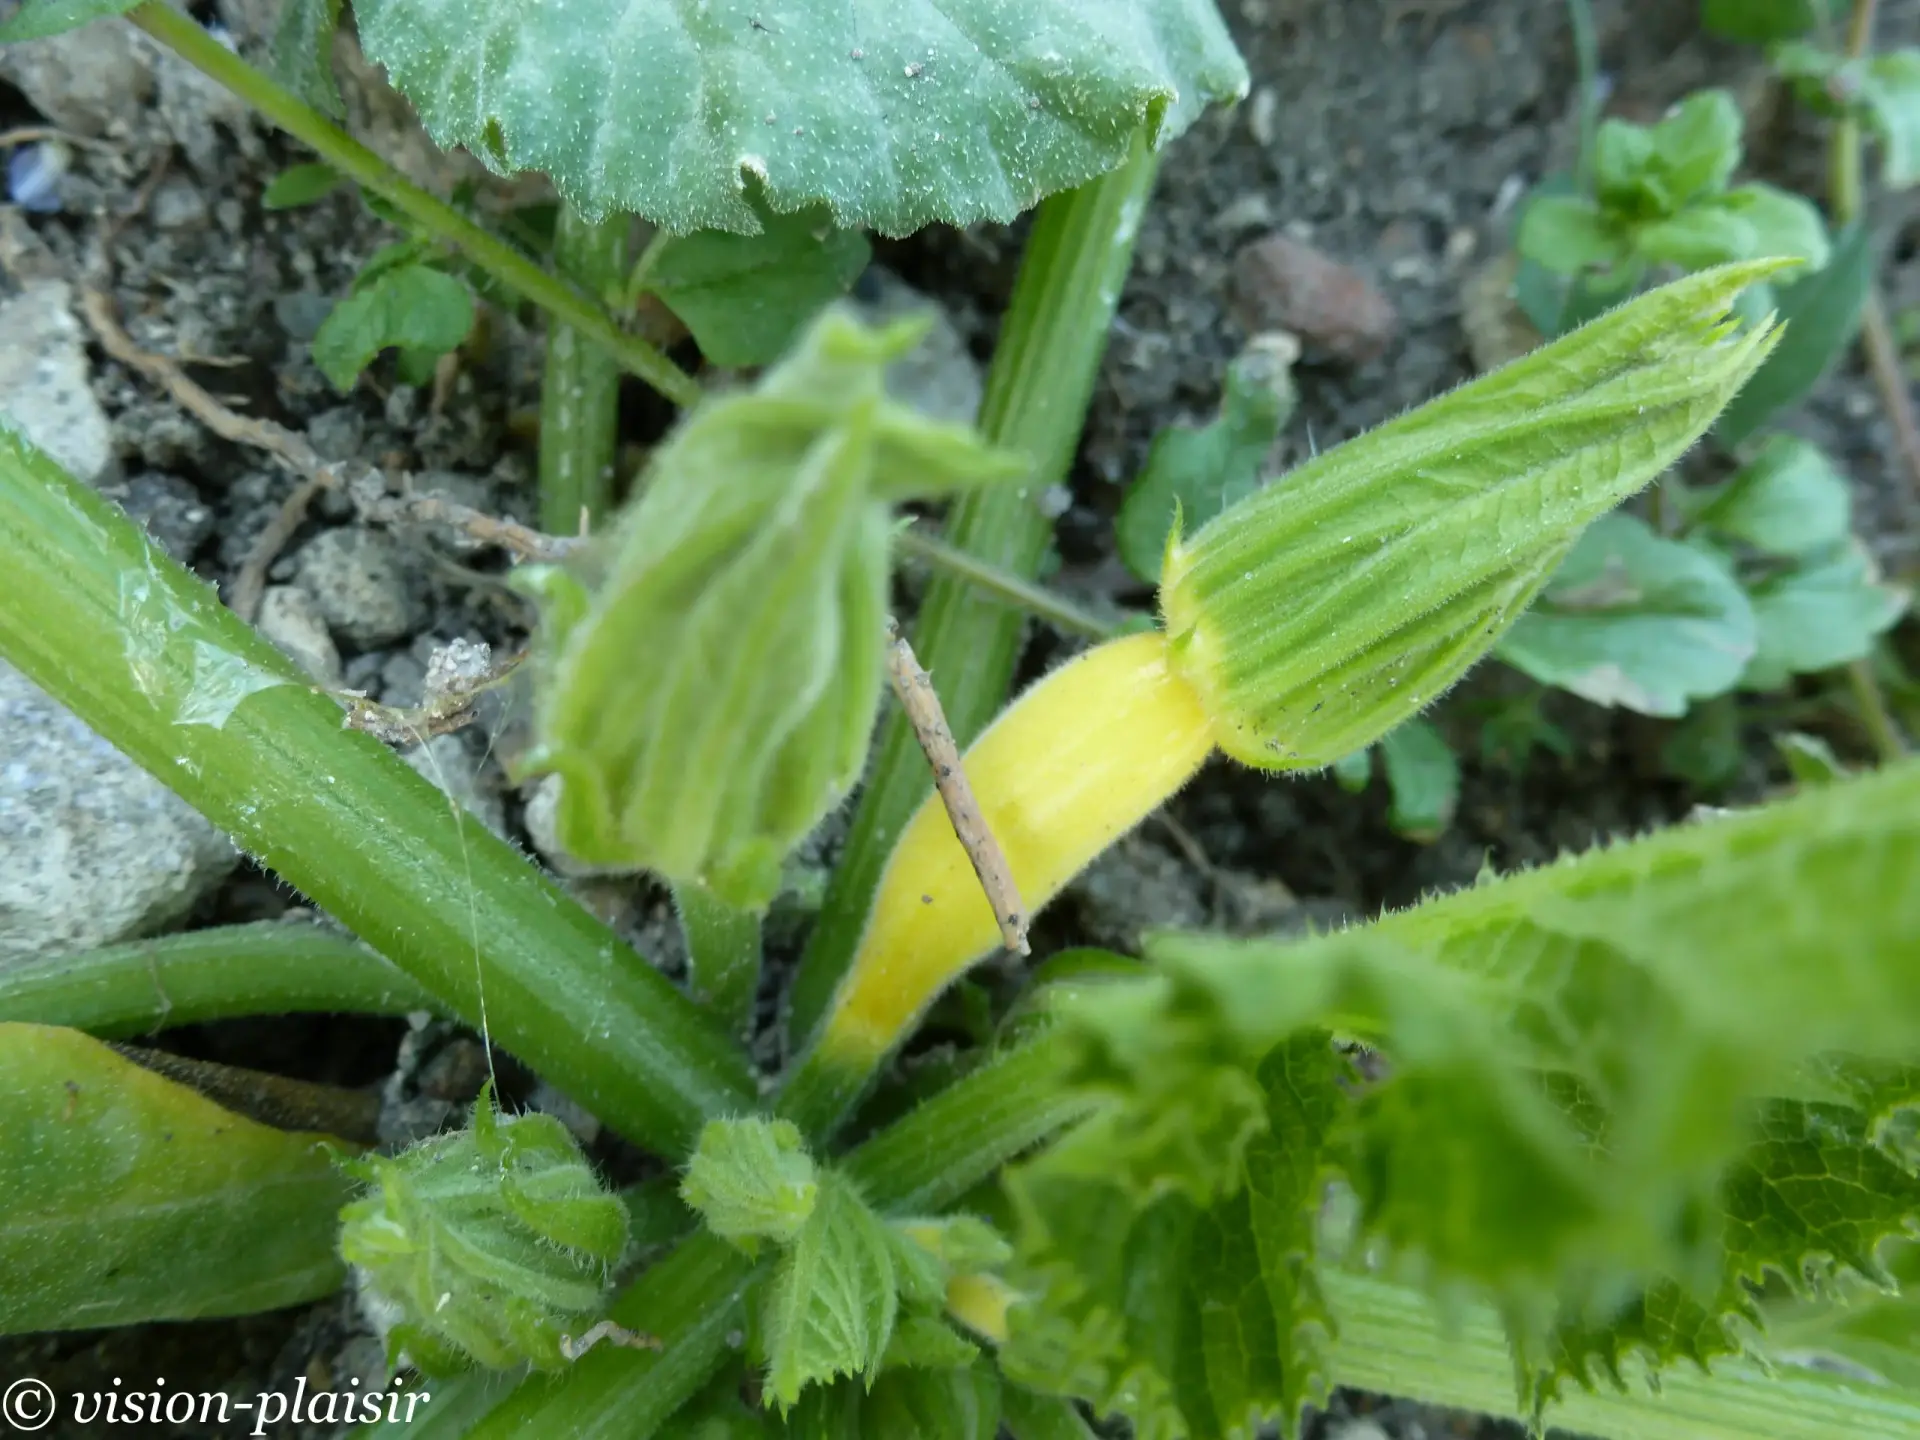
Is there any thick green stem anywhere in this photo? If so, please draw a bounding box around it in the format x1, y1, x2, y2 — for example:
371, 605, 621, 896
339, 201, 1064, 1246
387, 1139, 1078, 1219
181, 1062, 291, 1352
0, 922, 439, 1037
786, 134, 1159, 1045
1323, 1268, 1920, 1440
126, 3, 699, 409
0, 428, 753, 1154
471, 1031, 1085, 1438
539, 204, 628, 534
673, 885, 763, 1036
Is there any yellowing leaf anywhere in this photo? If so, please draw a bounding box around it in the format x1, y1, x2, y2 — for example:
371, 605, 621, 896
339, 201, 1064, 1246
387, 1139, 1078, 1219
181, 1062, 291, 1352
0, 1023, 349, 1331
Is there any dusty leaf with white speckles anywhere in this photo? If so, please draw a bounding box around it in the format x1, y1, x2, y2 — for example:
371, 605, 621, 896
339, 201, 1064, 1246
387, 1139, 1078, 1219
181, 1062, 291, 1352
351, 0, 1248, 235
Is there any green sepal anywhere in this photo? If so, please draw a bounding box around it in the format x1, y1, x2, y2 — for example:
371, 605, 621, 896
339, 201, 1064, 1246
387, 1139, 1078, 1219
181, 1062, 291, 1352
337, 1084, 629, 1373
520, 309, 1022, 906
682, 1116, 821, 1254
1158, 262, 1786, 770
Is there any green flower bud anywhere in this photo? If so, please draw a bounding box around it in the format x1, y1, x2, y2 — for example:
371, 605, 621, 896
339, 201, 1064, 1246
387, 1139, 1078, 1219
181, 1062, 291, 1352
681, 1115, 819, 1254
338, 1086, 629, 1373
520, 310, 1024, 908
1159, 260, 1788, 770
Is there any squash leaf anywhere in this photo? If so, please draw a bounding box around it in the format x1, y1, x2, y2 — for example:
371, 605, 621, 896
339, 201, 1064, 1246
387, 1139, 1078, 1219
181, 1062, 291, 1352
351, 0, 1249, 236
1011, 756, 1920, 1426
0, 1023, 350, 1331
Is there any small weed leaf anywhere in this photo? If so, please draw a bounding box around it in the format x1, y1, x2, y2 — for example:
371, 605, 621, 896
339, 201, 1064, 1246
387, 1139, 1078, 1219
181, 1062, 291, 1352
1116, 336, 1297, 584
645, 201, 871, 367
352, 0, 1248, 236
1738, 543, 1908, 691
311, 262, 475, 391
1496, 512, 1757, 718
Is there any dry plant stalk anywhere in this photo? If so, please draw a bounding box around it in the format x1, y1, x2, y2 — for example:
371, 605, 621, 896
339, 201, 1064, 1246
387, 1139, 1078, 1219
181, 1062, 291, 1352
885, 619, 1031, 955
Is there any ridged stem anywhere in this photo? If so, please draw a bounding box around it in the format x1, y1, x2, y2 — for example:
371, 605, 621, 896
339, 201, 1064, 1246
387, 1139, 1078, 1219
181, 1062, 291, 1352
0, 922, 439, 1037
0, 428, 754, 1154
538, 203, 628, 533
674, 885, 763, 1036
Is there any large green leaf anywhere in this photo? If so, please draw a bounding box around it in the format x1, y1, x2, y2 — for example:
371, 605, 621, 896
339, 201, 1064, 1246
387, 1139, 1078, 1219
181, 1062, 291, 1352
1019, 756, 1920, 1420
0, 1023, 350, 1330
351, 0, 1248, 236
1000, 1036, 1344, 1440
1496, 512, 1756, 717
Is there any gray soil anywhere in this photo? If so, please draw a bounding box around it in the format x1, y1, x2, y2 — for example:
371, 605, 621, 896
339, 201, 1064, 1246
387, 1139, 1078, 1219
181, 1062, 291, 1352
2, 0, 1916, 1436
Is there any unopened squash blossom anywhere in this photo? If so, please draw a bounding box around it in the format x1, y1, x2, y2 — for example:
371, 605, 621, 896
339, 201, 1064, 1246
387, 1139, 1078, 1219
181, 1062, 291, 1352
785, 260, 1790, 1130
517, 311, 1024, 909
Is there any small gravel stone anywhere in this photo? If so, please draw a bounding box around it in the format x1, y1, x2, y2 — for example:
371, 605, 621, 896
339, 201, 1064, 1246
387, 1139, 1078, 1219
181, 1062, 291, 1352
0, 279, 115, 485
0, 24, 154, 137
1069, 836, 1209, 950
0, 659, 236, 963
101, 471, 215, 561
294, 527, 427, 649
149, 176, 211, 232
256, 584, 344, 686
848, 268, 984, 424
1230, 232, 1400, 365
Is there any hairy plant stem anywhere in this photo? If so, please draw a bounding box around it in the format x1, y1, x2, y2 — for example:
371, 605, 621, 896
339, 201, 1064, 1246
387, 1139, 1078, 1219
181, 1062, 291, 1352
1324, 1268, 1920, 1440
538, 204, 629, 533
0, 922, 439, 1037
1828, 0, 1912, 761
673, 885, 763, 1036
786, 133, 1160, 1046
893, 527, 1121, 641
0, 428, 753, 1153
127, 3, 699, 409
471, 1032, 1090, 1438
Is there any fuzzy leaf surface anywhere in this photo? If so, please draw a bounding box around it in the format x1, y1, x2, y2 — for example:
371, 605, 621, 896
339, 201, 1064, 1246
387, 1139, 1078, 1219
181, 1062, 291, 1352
1023, 757, 1920, 1419
1000, 1036, 1345, 1440
351, 0, 1248, 236
1159, 262, 1784, 769
762, 1175, 901, 1409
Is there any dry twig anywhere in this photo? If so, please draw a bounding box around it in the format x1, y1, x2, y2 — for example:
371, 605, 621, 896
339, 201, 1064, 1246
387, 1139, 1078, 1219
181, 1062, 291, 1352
885, 619, 1030, 955
557, 1320, 662, 1361
341, 637, 524, 746
77, 283, 356, 620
